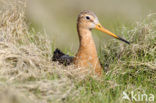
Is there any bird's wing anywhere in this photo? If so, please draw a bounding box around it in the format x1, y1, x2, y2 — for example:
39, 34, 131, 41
52, 48, 74, 66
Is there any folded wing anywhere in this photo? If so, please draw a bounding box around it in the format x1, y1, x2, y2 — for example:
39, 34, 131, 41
52, 48, 74, 66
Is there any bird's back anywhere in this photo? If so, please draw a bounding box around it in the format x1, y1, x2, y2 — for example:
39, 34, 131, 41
52, 48, 74, 66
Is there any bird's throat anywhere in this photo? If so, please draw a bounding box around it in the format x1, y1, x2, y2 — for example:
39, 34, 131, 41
75, 27, 99, 64
78, 28, 97, 54
74, 27, 102, 76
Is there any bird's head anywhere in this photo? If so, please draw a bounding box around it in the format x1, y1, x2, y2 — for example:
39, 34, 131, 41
77, 10, 130, 44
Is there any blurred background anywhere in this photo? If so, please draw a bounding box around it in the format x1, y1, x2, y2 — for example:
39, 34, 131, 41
4, 0, 156, 52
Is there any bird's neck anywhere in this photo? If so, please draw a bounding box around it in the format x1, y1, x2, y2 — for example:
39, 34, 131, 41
74, 24, 102, 76
76, 27, 98, 57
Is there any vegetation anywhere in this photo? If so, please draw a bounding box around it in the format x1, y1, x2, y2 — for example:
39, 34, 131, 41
0, 0, 155, 103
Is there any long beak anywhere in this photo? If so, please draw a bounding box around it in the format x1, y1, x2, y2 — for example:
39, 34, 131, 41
95, 24, 130, 44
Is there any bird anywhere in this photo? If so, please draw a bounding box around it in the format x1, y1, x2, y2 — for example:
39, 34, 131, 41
52, 10, 129, 76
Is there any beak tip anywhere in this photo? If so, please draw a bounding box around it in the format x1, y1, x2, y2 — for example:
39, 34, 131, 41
118, 37, 130, 44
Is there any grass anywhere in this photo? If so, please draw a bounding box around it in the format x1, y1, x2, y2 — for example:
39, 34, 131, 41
0, 0, 155, 103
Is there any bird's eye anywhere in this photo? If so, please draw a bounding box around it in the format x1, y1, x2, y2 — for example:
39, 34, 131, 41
86, 16, 90, 20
